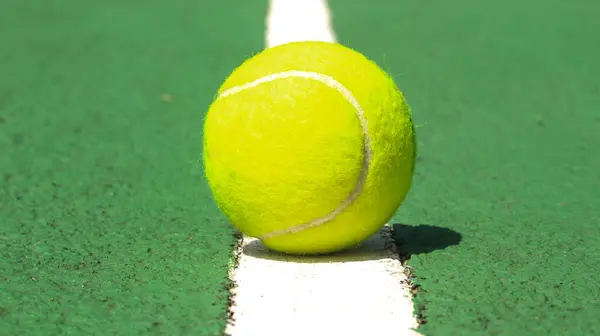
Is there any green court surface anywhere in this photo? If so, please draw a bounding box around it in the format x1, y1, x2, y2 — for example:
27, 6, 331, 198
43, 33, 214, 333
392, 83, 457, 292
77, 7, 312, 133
1, 1, 599, 335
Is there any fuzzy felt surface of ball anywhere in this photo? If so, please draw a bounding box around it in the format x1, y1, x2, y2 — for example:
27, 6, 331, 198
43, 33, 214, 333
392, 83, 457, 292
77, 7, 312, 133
203, 41, 416, 255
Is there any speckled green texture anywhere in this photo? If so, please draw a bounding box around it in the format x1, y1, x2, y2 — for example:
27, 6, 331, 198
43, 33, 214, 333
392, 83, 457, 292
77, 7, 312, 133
0, 1, 266, 335
332, 0, 600, 334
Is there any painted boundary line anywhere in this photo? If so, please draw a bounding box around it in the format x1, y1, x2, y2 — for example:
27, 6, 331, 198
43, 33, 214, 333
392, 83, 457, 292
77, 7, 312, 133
225, 1, 421, 335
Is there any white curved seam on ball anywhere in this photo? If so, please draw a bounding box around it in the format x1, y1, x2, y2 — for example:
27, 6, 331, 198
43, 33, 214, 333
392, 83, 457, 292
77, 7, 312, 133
218, 70, 373, 239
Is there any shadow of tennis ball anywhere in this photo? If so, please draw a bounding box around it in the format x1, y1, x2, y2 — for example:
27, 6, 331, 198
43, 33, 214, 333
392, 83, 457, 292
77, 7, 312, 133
241, 226, 396, 263
241, 223, 462, 263
392, 223, 462, 256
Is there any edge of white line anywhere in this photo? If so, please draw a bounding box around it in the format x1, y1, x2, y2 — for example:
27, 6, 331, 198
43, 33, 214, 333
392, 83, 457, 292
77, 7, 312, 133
225, 226, 421, 336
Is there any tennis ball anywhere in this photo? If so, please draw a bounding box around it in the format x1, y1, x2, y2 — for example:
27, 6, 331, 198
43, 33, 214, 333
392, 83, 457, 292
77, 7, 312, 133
203, 41, 416, 255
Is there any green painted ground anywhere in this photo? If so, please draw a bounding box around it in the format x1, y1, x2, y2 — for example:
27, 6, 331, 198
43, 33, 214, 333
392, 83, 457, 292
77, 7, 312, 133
331, 0, 600, 334
2, 0, 599, 335
0, 1, 265, 335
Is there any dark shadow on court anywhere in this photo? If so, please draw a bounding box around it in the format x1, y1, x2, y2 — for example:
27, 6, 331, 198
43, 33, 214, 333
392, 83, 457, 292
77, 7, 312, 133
392, 223, 462, 257
242, 223, 462, 263
241, 228, 392, 263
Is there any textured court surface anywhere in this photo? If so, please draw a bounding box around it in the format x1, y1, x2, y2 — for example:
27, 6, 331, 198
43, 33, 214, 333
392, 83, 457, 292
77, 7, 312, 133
2, 0, 599, 335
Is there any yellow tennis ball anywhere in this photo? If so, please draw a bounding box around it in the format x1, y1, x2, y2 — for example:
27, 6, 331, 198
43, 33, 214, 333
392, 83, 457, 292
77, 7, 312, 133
203, 41, 416, 255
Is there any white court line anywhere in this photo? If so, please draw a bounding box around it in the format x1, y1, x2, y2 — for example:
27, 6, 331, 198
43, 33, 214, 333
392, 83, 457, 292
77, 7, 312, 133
265, 0, 336, 48
225, 1, 421, 335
